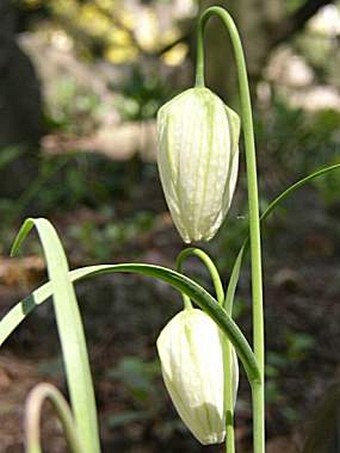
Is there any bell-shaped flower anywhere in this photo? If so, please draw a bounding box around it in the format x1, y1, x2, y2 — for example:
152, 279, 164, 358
156, 308, 239, 445
157, 87, 240, 243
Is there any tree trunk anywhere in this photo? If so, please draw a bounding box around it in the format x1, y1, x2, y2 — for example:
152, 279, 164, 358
0, 0, 43, 200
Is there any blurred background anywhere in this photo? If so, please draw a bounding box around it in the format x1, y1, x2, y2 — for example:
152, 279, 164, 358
0, 0, 339, 451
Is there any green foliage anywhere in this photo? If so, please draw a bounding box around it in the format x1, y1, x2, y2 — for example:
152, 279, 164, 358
0, 146, 26, 170
231, 297, 249, 320
265, 380, 282, 405
69, 210, 155, 261
210, 212, 248, 273
107, 411, 149, 428
113, 65, 172, 121
106, 356, 183, 437
285, 0, 306, 14
33, 154, 115, 210
295, 30, 339, 84
46, 76, 102, 134
285, 330, 315, 361
307, 110, 340, 206
0, 146, 158, 257
0, 152, 130, 219
315, 165, 340, 206
256, 102, 339, 181
108, 356, 160, 405
265, 329, 315, 408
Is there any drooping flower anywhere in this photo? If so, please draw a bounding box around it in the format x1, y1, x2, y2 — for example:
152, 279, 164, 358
156, 308, 239, 445
157, 87, 240, 243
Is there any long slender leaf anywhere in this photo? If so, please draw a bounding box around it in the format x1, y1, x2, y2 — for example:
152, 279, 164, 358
25, 383, 83, 453
260, 163, 340, 223
224, 245, 245, 314
0, 262, 260, 384
224, 163, 340, 311
11, 218, 100, 453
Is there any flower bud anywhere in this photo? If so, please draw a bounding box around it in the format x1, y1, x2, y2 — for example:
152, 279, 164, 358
156, 308, 239, 445
157, 87, 240, 243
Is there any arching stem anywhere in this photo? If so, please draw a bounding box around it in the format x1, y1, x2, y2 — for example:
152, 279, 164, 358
196, 7, 265, 453
176, 247, 225, 306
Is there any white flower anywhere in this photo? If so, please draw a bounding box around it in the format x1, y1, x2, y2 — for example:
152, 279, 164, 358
156, 308, 239, 445
157, 87, 240, 243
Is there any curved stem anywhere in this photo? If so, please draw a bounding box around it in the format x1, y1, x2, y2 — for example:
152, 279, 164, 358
196, 7, 265, 453
182, 292, 194, 310
25, 383, 83, 453
176, 247, 225, 305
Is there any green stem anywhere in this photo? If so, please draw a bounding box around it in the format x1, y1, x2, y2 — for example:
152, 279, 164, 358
196, 7, 265, 453
176, 247, 225, 305
182, 293, 193, 309
251, 381, 264, 453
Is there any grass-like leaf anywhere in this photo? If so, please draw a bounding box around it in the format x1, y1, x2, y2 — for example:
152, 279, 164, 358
11, 218, 100, 453
0, 261, 260, 384
25, 383, 83, 453
224, 163, 340, 312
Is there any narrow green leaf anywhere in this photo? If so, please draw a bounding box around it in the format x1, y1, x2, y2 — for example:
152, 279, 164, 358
260, 163, 340, 223
0, 262, 260, 384
25, 383, 83, 453
10, 219, 35, 256
10, 218, 100, 453
224, 163, 340, 311
224, 245, 245, 314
